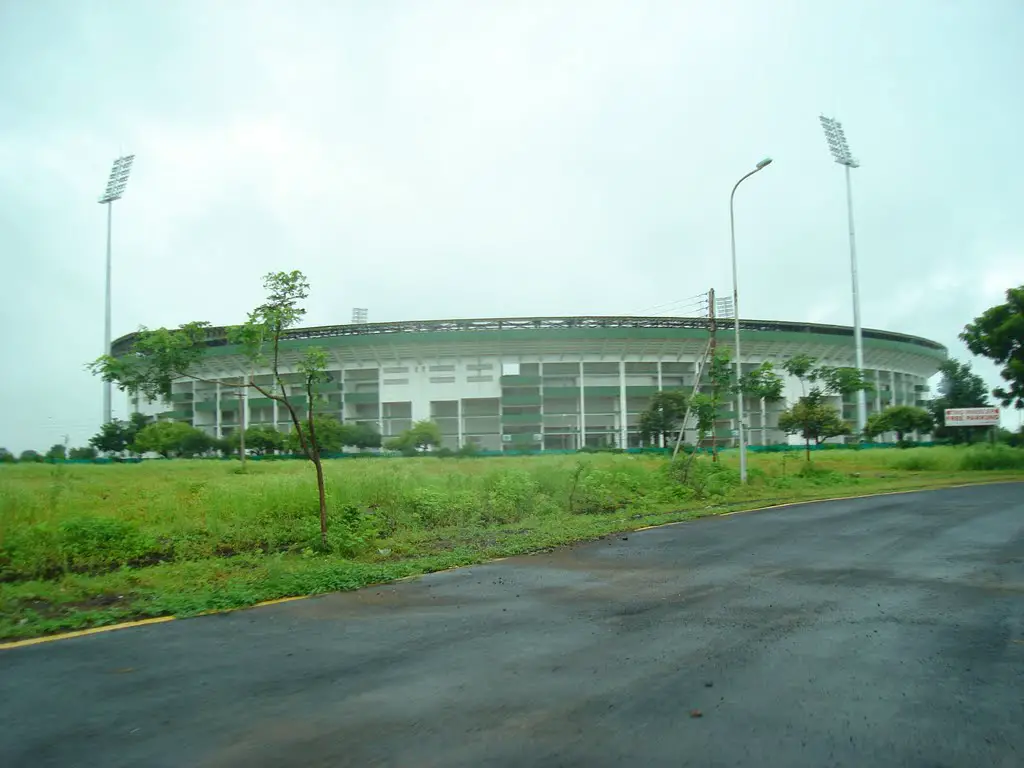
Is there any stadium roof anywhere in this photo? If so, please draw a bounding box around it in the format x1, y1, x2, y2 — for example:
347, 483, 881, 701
112, 315, 946, 358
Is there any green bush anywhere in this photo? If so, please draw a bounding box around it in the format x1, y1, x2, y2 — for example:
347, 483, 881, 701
58, 516, 166, 573
484, 470, 541, 523
887, 451, 943, 472
0, 524, 63, 580
958, 445, 1024, 471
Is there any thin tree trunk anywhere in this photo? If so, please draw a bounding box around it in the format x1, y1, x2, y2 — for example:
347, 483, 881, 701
314, 454, 327, 549
805, 438, 810, 462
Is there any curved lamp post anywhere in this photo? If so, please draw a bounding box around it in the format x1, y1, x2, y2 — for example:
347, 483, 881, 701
730, 157, 773, 484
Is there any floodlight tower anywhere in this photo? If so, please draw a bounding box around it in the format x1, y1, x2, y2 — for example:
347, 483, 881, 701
819, 115, 866, 439
98, 154, 136, 425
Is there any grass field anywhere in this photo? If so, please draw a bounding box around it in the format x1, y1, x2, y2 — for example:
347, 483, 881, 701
2, 445, 1023, 641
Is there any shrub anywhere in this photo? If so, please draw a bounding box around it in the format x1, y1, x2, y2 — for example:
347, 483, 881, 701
959, 445, 1024, 471
484, 470, 540, 523
58, 516, 166, 573
887, 450, 943, 472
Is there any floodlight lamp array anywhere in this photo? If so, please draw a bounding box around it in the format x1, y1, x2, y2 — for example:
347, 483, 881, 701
98, 154, 135, 203
818, 116, 859, 168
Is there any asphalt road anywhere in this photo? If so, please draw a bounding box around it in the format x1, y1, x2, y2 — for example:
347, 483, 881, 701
2, 483, 1023, 767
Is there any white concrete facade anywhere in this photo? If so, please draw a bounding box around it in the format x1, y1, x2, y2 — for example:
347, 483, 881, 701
124, 317, 946, 450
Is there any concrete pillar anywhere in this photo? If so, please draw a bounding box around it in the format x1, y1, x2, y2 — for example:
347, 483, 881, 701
579, 359, 586, 450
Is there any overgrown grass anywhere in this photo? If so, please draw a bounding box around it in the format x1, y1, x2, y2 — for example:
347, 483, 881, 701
1, 445, 1022, 640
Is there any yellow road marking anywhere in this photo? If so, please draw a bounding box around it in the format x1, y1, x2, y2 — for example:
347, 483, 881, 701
2, 479, 1019, 650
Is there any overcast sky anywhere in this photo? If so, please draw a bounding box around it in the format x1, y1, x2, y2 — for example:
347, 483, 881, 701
2, 0, 1022, 452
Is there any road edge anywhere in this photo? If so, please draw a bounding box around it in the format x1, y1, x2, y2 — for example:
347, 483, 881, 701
3, 478, 1020, 651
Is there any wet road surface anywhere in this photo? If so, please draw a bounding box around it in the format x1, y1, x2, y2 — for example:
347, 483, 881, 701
2, 483, 1023, 767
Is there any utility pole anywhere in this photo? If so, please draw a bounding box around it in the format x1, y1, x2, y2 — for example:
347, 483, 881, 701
708, 288, 717, 460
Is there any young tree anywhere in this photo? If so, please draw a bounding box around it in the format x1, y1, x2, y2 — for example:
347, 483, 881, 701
243, 424, 286, 456
863, 411, 889, 442
638, 390, 689, 447
386, 420, 443, 453
867, 405, 933, 446
782, 354, 819, 395
928, 359, 992, 444
285, 415, 345, 454
89, 419, 130, 455
45, 444, 67, 461
815, 366, 875, 400
90, 270, 336, 549
960, 284, 1024, 408
777, 392, 852, 460
132, 421, 199, 457
178, 427, 214, 458
126, 412, 152, 444
339, 422, 382, 451
738, 361, 785, 444
705, 349, 736, 461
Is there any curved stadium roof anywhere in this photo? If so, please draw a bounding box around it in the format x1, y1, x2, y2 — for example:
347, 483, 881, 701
112, 316, 946, 359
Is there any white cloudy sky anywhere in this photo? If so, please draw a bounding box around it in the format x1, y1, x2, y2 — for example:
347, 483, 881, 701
1, 0, 1022, 451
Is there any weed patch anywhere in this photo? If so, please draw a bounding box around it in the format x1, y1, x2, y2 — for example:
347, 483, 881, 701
1, 446, 1022, 639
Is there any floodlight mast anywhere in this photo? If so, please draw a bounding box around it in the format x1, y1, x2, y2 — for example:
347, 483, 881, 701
819, 116, 867, 440
98, 154, 135, 426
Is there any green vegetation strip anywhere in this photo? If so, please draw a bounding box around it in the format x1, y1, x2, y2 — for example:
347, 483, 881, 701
2, 446, 1023, 641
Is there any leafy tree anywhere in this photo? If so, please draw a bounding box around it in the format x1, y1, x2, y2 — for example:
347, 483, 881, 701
782, 355, 872, 400
18, 449, 44, 463
960, 284, 1024, 408
704, 349, 736, 460
928, 359, 991, 444
863, 412, 889, 442
178, 427, 215, 458
339, 422, 382, 450
125, 412, 153, 452
782, 354, 820, 394
866, 405, 933, 446
285, 415, 345, 454
132, 421, 201, 457
89, 419, 130, 455
386, 420, 442, 452
777, 392, 852, 460
90, 271, 336, 548
638, 390, 689, 446
738, 362, 785, 402
242, 424, 286, 456
0, 448, 16, 463
45, 444, 67, 461
815, 366, 875, 399
68, 446, 98, 460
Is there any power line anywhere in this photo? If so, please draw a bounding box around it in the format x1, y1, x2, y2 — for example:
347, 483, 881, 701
631, 293, 708, 315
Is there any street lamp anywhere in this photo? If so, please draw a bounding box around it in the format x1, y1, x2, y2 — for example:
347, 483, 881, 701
819, 115, 866, 439
97, 154, 136, 425
730, 156, 773, 485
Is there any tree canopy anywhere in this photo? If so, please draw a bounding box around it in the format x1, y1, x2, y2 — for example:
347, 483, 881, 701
638, 390, 688, 446
960, 284, 1024, 409
89, 270, 338, 548
865, 405, 933, 445
385, 420, 443, 453
928, 359, 990, 443
777, 391, 852, 459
